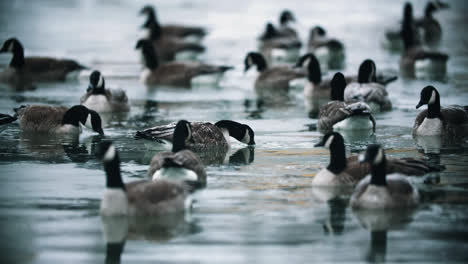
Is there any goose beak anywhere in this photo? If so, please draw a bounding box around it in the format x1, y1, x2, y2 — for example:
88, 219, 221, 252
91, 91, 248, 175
314, 141, 324, 147
416, 101, 424, 109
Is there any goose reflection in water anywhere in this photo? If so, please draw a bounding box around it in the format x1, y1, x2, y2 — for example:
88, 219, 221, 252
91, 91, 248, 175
353, 209, 416, 263
101, 213, 201, 264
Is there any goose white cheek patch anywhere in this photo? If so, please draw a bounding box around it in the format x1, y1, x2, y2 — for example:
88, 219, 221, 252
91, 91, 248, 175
302, 57, 311, 68
374, 148, 383, 164
85, 113, 93, 129
324, 135, 334, 148
97, 74, 104, 88
241, 129, 250, 144
429, 90, 436, 105
247, 56, 253, 68
104, 145, 116, 161
185, 124, 192, 141
8, 42, 14, 52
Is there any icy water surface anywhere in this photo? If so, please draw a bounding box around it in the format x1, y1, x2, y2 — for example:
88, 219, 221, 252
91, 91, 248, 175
1, 0, 468, 263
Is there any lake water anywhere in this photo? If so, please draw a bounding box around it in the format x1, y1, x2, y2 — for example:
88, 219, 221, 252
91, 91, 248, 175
1, 0, 468, 263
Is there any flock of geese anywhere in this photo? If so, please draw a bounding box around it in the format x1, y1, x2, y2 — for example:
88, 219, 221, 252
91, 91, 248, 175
0, 2, 467, 219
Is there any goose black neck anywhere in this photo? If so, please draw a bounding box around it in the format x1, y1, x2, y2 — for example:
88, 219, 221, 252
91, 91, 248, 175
148, 22, 163, 40
402, 6, 415, 50
215, 120, 248, 143
327, 142, 347, 174
307, 56, 321, 84
90, 86, 106, 95
427, 93, 441, 119
104, 153, 126, 190
425, 5, 435, 18
330, 73, 346, 101
254, 55, 267, 72
143, 10, 159, 28
141, 42, 159, 70
331, 86, 344, 101
10, 45, 25, 68
105, 241, 126, 264
172, 129, 187, 153
370, 158, 387, 186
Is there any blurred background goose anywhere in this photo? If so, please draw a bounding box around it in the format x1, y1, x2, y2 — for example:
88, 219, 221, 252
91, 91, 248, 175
244, 51, 306, 101
140, 5, 206, 41
350, 144, 420, 209
415, 2, 443, 47
399, 3, 449, 79
81, 70, 130, 113
98, 141, 190, 216
136, 39, 232, 87
257, 10, 301, 63
143, 19, 205, 62
0, 38, 87, 90
307, 26, 345, 69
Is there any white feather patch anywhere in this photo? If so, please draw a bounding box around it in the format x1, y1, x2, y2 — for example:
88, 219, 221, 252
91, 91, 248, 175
82, 95, 112, 113
333, 116, 373, 131
100, 188, 128, 216
152, 167, 198, 182
312, 169, 337, 186
416, 117, 442, 136
104, 145, 116, 162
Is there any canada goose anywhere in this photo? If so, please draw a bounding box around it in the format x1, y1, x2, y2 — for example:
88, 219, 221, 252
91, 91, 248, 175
294, 54, 396, 117
140, 5, 206, 40
350, 144, 420, 209
136, 120, 255, 151
258, 23, 301, 63
400, 3, 448, 79
413, 85, 468, 138
98, 141, 190, 216
277, 9, 299, 38
144, 19, 205, 62
135, 39, 232, 87
307, 26, 345, 69
0, 38, 87, 89
344, 59, 392, 112
244, 52, 306, 100
9, 105, 104, 135
317, 73, 376, 133
80, 71, 130, 113
414, 2, 442, 46
314, 133, 439, 187
258, 10, 299, 40
295, 53, 351, 117
146, 120, 207, 187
